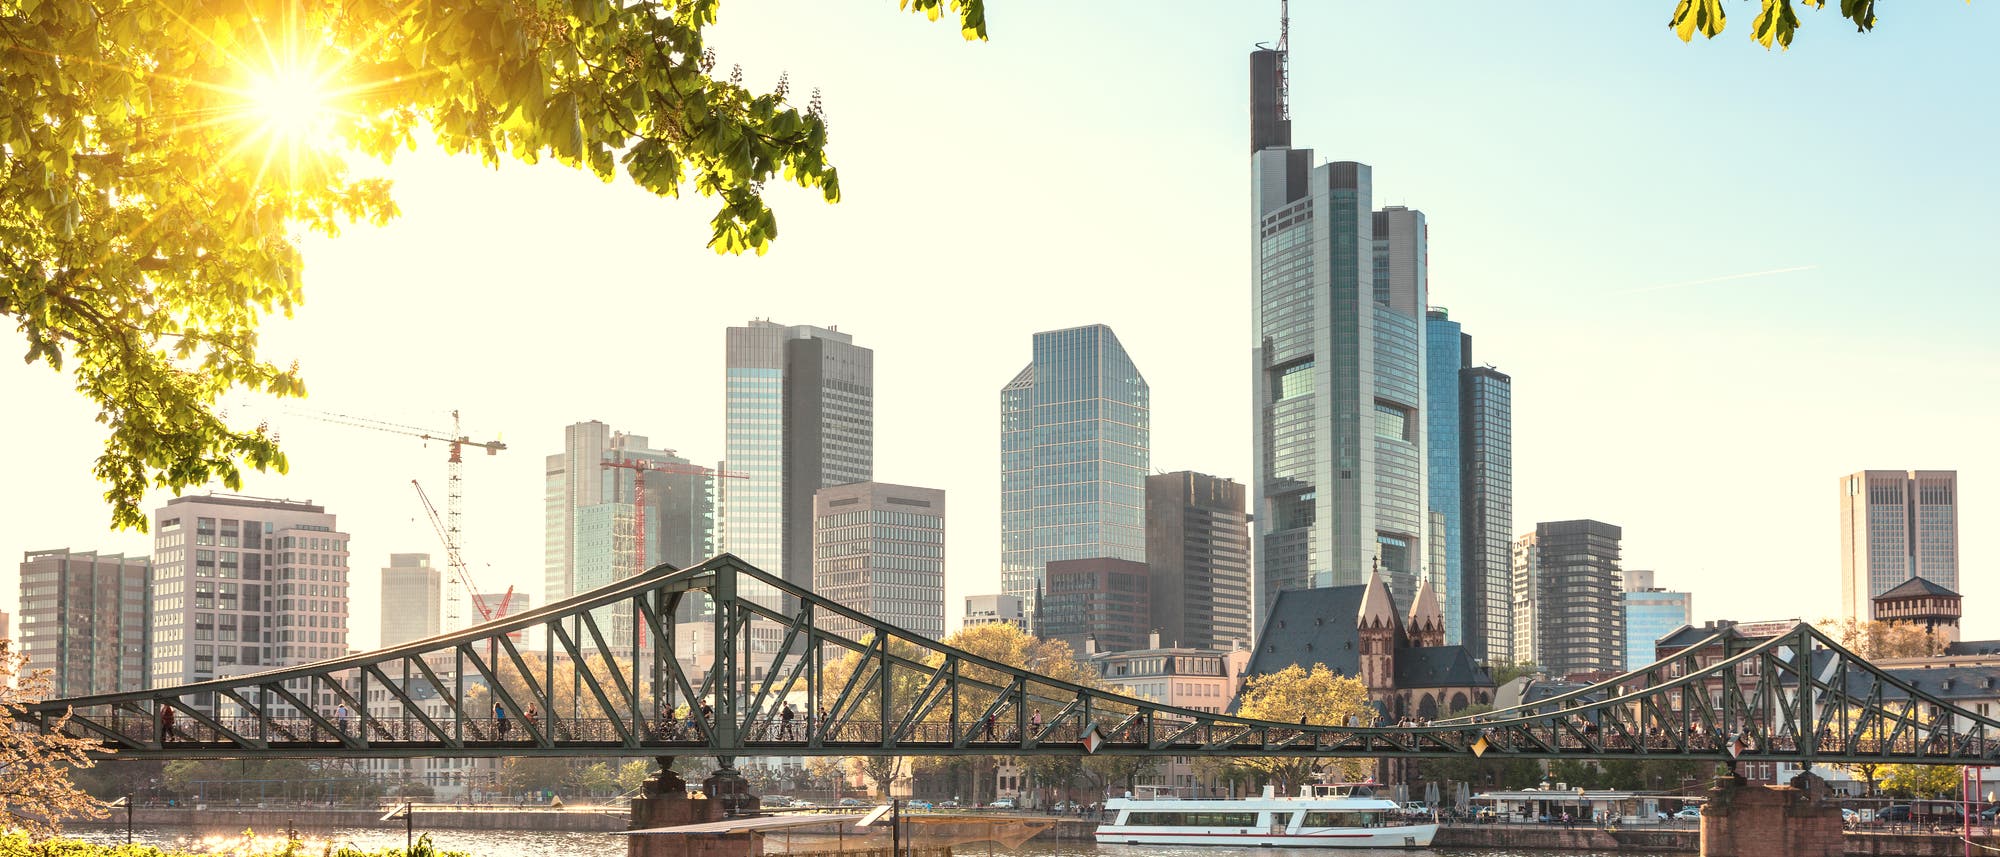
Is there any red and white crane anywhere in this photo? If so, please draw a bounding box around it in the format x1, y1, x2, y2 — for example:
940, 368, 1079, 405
295, 408, 504, 631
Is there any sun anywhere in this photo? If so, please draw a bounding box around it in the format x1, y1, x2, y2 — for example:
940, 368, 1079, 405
245, 64, 336, 141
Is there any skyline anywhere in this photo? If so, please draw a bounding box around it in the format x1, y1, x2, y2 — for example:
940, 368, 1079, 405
3, 1, 1997, 652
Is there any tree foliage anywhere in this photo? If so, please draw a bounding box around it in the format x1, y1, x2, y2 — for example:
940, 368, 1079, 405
1669, 0, 1884, 49
0, 0, 986, 530
1820, 618, 1953, 660
1880, 763, 1959, 799
1230, 664, 1374, 792
0, 645, 104, 837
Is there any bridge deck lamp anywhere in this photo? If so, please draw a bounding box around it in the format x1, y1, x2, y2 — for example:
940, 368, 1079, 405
379, 802, 414, 853
107, 796, 131, 843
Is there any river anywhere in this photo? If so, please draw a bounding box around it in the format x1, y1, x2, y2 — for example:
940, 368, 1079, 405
66, 826, 1680, 857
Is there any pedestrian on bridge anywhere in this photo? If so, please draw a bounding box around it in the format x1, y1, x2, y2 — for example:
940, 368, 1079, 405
780, 703, 796, 740
335, 703, 349, 734
495, 701, 509, 738
159, 705, 175, 743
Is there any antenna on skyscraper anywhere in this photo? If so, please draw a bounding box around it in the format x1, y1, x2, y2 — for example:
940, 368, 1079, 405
1277, 0, 1291, 120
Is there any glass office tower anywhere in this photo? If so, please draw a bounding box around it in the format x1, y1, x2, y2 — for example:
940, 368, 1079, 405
1424, 310, 1465, 644
1000, 324, 1149, 631
1250, 47, 1429, 628
1462, 365, 1513, 665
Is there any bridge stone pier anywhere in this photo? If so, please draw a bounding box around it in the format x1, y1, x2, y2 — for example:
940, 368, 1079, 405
629, 758, 758, 857
1698, 770, 1843, 857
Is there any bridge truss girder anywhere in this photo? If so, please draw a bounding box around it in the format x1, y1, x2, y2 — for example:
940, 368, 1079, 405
18, 555, 2000, 767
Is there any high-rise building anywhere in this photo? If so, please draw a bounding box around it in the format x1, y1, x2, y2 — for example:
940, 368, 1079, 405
812, 482, 946, 640
17, 549, 150, 696
149, 495, 350, 700
1000, 324, 1149, 630
1425, 312, 1464, 642
962, 594, 1026, 630
1621, 570, 1693, 672
379, 553, 440, 648
1512, 520, 1624, 678
1460, 365, 1514, 665
1037, 557, 1151, 655
722, 320, 873, 611
545, 420, 714, 607
1250, 47, 1429, 629
1145, 472, 1252, 650
1840, 470, 1958, 622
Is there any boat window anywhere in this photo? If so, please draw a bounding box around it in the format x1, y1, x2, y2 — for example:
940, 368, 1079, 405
1127, 812, 1259, 827
1301, 811, 1379, 827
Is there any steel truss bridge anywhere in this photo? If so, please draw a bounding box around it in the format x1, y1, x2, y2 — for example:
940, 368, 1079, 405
18, 555, 2000, 768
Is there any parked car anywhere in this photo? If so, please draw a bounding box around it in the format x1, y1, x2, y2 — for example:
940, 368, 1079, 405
1675, 806, 1702, 821
763, 795, 794, 807
940, 800, 960, 809
1980, 804, 1999, 822
1403, 802, 1431, 815
908, 800, 934, 810
990, 798, 1017, 810
838, 797, 862, 807
1878, 805, 1911, 824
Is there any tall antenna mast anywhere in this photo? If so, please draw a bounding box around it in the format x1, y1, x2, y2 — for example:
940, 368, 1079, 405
1278, 0, 1291, 120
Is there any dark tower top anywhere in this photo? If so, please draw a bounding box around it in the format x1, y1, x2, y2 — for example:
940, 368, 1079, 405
1250, 49, 1291, 152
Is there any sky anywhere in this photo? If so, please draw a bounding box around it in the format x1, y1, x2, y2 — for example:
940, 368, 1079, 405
3, 1, 1998, 652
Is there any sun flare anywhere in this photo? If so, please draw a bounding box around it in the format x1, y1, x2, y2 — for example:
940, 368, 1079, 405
245, 64, 335, 140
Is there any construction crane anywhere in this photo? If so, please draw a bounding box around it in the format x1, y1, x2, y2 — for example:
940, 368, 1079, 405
295, 409, 505, 631
600, 457, 745, 577
413, 480, 516, 638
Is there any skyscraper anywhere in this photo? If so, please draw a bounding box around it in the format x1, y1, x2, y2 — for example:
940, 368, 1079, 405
1000, 324, 1150, 630
17, 549, 150, 696
1461, 365, 1514, 666
1251, 47, 1428, 627
150, 494, 350, 694
379, 553, 440, 648
1424, 311, 1465, 644
812, 482, 946, 640
1621, 570, 1693, 672
722, 320, 873, 610
1145, 471, 1252, 650
1840, 470, 1958, 622
544, 420, 714, 607
1038, 557, 1152, 655
1512, 520, 1624, 678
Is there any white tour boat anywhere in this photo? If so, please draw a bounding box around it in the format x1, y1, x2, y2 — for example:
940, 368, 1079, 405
1095, 782, 1437, 849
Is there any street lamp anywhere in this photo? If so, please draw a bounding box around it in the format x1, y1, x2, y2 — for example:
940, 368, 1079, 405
379, 802, 414, 854
107, 796, 132, 843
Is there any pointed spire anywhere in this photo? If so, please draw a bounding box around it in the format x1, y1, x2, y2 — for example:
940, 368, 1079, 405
1409, 574, 1443, 631
1357, 560, 1398, 631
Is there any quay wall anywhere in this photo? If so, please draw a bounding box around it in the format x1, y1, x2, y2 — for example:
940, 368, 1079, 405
70, 807, 628, 833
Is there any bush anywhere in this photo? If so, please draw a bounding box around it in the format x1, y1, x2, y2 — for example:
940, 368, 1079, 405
0, 832, 470, 857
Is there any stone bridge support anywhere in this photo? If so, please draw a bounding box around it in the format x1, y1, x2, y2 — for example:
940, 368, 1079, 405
628, 758, 760, 857
1699, 770, 1843, 857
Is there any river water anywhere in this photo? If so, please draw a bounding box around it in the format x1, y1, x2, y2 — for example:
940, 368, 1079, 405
68, 826, 1678, 857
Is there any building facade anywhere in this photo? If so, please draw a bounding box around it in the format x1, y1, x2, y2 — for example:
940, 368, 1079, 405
1423, 310, 1514, 664
1840, 470, 1958, 622
1038, 557, 1151, 655
962, 594, 1025, 630
1250, 48, 1430, 628
723, 320, 873, 612
1000, 324, 1149, 630
1621, 570, 1692, 672
1461, 366, 1513, 665
812, 482, 946, 640
1871, 576, 1961, 640
379, 553, 440, 648
150, 495, 350, 707
1144, 471, 1252, 651
17, 549, 151, 696
1512, 520, 1624, 679
545, 421, 714, 609
1089, 639, 1253, 793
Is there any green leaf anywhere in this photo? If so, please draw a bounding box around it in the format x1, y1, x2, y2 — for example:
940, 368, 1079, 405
1753, 0, 1804, 49
1670, 0, 1729, 41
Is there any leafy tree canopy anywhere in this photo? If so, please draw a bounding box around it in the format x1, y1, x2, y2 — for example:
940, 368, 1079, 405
1, 0, 985, 530
1232, 664, 1375, 791
1879, 763, 1960, 799
1669, 0, 1883, 49
1819, 617, 1953, 660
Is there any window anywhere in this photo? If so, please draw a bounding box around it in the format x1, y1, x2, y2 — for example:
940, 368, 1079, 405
1126, 812, 1258, 827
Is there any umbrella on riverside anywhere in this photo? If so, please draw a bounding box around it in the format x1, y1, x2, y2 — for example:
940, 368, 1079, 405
1456, 781, 1472, 814
1425, 782, 1441, 808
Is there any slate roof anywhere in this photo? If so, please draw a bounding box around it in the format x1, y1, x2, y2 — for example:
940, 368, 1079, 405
1243, 586, 1492, 688
1947, 639, 2000, 657
1654, 623, 1746, 654
1875, 576, 1961, 600
1244, 585, 1366, 679
1395, 646, 1493, 688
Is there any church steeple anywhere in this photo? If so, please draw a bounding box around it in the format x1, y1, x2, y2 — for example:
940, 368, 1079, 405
1407, 576, 1445, 648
